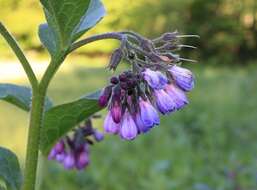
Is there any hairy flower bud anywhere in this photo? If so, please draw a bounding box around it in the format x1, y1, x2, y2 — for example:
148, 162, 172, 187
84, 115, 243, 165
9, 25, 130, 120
139, 99, 160, 127
143, 69, 167, 90
154, 89, 176, 114
168, 65, 195, 92
76, 150, 90, 170
165, 83, 189, 110
161, 31, 178, 41
93, 129, 104, 142
109, 48, 123, 71
98, 86, 113, 107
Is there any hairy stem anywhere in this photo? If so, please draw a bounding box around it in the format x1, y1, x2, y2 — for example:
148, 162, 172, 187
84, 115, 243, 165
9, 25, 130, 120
0, 22, 38, 90
22, 90, 46, 190
22, 56, 64, 190
69, 32, 123, 53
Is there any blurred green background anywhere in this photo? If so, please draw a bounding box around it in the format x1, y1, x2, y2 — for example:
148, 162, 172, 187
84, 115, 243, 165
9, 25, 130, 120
0, 0, 257, 190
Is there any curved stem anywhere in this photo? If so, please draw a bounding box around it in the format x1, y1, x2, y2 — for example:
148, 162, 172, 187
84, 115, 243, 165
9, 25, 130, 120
0, 22, 38, 90
69, 32, 123, 53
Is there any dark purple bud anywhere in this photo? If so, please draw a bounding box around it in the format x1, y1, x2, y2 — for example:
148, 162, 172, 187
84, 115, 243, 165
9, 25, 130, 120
139, 99, 160, 127
111, 101, 122, 123
110, 76, 119, 84
109, 48, 123, 71
103, 111, 120, 134
168, 65, 195, 92
119, 73, 127, 82
154, 89, 176, 114
63, 153, 75, 170
120, 110, 138, 140
93, 130, 104, 142
76, 151, 90, 170
165, 83, 189, 110
98, 86, 113, 107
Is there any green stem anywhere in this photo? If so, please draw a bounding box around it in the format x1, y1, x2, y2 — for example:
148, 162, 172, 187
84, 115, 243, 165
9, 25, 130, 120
22, 57, 64, 190
0, 22, 38, 90
22, 90, 46, 190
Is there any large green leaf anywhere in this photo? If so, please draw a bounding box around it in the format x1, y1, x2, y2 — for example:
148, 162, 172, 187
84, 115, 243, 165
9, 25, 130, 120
0, 147, 22, 190
40, 91, 103, 155
39, 0, 106, 56
0, 83, 53, 111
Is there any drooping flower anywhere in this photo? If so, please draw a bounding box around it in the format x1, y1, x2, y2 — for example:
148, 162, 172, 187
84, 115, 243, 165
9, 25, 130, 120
110, 100, 122, 123
134, 111, 152, 134
48, 119, 103, 170
142, 69, 167, 89
103, 111, 120, 134
154, 89, 176, 114
168, 65, 195, 92
139, 99, 160, 127
63, 153, 75, 170
120, 110, 138, 140
165, 83, 189, 110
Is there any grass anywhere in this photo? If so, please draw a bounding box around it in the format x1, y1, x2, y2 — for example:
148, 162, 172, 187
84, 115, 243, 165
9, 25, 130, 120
0, 62, 256, 190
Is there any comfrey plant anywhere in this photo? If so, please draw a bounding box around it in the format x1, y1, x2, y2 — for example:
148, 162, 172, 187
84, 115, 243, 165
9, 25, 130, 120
0, 1, 198, 190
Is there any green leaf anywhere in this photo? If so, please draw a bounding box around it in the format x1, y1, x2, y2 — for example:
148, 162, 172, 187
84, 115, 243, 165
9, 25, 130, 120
0, 83, 53, 111
40, 91, 103, 155
0, 147, 22, 190
39, 0, 106, 56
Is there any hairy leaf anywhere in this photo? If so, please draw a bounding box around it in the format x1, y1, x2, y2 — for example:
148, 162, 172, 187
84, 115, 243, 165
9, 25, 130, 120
40, 91, 102, 155
39, 0, 106, 56
0, 83, 53, 111
0, 147, 22, 190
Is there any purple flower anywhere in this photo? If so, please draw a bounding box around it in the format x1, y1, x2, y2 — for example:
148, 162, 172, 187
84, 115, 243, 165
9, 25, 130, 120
111, 101, 122, 123
168, 65, 195, 92
165, 83, 189, 110
103, 111, 120, 134
139, 99, 160, 127
54, 140, 65, 153
134, 112, 152, 133
120, 111, 138, 140
56, 152, 66, 163
98, 86, 112, 107
93, 129, 104, 142
48, 149, 57, 160
76, 150, 90, 170
143, 69, 167, 89
154, 89, 176, 114
63, 153, 75, 170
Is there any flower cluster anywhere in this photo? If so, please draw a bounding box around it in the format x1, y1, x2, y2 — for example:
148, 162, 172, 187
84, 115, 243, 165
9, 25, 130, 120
48, 119, 104, 170
99, 31, 196, 140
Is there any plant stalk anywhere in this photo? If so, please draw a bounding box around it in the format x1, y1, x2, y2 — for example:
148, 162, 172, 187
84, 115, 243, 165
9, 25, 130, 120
21, 90, 46, 190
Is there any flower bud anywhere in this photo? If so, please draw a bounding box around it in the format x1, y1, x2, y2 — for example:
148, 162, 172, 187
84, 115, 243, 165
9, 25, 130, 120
109, 48, 123, 71
98, 86, 112, 107
111, 100, 122, 123
93, 129, 104, 142
103, 111, 120, 134
142, 69, 167, 90
165, 83, 189, 110
120, 111, 138, 140
139, 99, 160, 127
76, 151, 90, 170
48, 149, 57, 160
168, 65, 195, 92
110, 76, 119, 84
63, 153, 75, 170
161, 31, 178, 41
154, 89, 176, 114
